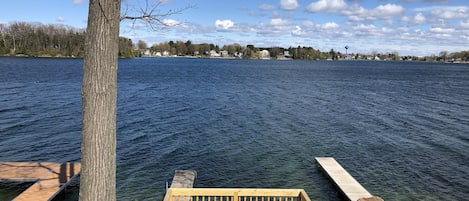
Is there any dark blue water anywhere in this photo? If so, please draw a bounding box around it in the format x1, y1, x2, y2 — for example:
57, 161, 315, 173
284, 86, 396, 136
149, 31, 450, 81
0, 57, 468, 201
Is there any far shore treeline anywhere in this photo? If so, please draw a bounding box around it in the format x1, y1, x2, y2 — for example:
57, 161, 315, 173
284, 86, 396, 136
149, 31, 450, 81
0, 22, 134, 58
1, 22, 468, 62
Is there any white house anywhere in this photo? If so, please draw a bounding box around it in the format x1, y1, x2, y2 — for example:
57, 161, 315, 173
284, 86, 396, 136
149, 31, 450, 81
210, 50, 220, 57
260, 50, 270, 59
143, 49, 151, 57
220, 50, 229, 57
234, 52, 243, 58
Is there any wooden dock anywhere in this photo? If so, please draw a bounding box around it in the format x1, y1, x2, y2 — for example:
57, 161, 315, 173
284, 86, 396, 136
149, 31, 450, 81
170, 170, 196, 188
315, 157, 382, 201
0, 162, 80, 201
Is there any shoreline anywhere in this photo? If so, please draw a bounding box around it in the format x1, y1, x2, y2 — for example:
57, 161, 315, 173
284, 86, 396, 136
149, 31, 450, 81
1, 54, 468, 64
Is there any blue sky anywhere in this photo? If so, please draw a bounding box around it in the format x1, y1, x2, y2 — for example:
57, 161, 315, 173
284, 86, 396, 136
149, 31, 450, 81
1, 0, 468, 56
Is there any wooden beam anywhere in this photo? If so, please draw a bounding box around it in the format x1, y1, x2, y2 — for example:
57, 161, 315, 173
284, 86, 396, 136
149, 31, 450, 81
315, 157, 382, 201
167, 188, 307, 196
165, 188, 312, 201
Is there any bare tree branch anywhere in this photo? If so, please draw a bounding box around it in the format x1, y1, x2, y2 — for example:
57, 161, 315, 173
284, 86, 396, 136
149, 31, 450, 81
120, 0, 194, 30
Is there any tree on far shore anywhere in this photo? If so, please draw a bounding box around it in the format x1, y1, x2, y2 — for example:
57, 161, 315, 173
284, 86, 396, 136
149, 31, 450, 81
0, 22, 134, 57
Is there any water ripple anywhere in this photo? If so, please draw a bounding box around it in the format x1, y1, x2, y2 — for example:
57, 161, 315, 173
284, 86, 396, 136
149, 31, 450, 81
1, 58, 469, 200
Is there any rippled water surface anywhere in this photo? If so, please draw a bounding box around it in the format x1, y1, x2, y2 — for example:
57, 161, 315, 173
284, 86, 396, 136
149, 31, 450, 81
0, 57, 468, 201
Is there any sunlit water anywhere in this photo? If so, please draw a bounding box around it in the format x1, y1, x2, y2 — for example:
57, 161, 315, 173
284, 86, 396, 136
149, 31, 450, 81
0, 57, 468, 201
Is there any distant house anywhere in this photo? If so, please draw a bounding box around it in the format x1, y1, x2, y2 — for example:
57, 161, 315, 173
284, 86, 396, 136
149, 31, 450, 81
260, 50, 270, 59
143, 49, 151, 57
234, 52, 243, 58
220, 50, 229, 57
155, 51, 170, 57
210, 50, 220, 57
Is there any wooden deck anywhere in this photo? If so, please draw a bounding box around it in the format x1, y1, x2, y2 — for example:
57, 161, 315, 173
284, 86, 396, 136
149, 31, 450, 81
170, 170, 196, 188
0, 162, 80, 201
315, 157, 382, 201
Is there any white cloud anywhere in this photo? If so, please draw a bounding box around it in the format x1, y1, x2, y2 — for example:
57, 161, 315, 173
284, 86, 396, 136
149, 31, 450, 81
401, 0, 448, 2
414, 12, 426, 24
381, 27, 393, 33
460, 20, 469, 28
351, 24, 382, 37
292, 26, 307, 36
341, 5, 366, 16
429, 27, 455, 33
306, 0, 347, 13
302, 20, 315, 28
57, 16, 65, 22
163, 19, 179, 26
344, 4, 404, 21
73, 0, 84, 5
118, 0, 469, 56
255, 18, 292, 36
259, 4, 275, 10
402, 12, 426, 24
416, 6, 469, 19
215, 19, 234, 30
397, 27, 410, 33
463, 35, 469, 42
320, 22, 339, 29
280, 0, 299, 10
353, 24, 376, 31
431, 8, 468, 19
270, 18, 289, 26
372, 4, 404, 17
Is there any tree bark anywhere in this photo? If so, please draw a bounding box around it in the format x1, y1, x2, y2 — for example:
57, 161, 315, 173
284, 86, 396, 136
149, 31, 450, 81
80, 0, 121, 200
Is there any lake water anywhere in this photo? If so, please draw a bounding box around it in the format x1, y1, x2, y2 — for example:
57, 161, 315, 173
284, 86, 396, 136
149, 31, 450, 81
0, 57, 468, 201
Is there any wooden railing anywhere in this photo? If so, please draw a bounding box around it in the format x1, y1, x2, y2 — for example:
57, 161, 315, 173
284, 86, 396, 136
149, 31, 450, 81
163, 188, 311, 201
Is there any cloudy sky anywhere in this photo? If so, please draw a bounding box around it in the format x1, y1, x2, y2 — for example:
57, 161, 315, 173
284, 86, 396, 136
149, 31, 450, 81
2, 0, 468, 56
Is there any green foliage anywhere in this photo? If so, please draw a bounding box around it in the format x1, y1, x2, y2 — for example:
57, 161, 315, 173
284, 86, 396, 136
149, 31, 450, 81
288, 46, 326, 60
0, 22, 134, 58
119, 37, 135, 58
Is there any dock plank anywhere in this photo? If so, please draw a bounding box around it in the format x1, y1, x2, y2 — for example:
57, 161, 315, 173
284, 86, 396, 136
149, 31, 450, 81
0, 162, 60, 181
170, 170, 196, 188
0, 162, 80, 201
315, 157, 374, 201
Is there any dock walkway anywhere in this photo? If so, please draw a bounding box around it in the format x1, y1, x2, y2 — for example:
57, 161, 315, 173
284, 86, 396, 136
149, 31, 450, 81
315, 157, 382, 201
0, 162, 80, 201
170, 170, 196, 188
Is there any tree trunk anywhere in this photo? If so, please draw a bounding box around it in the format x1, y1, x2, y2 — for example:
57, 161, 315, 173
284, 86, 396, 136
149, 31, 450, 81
80, 0, 121, 200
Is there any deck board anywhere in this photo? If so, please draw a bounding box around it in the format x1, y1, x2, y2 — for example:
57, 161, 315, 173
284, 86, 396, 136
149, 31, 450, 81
0, 162, 80, 201
170, 170, 196, 188
315, 157, 374, 201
